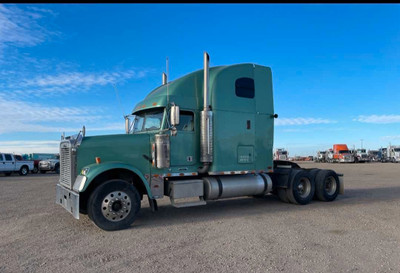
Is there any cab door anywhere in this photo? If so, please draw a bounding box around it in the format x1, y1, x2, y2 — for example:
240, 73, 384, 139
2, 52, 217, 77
3, 154, 15, 171
169, 110, 198, 170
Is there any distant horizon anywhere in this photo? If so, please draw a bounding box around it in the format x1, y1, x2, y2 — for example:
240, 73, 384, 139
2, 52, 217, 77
1, 4, 399, 156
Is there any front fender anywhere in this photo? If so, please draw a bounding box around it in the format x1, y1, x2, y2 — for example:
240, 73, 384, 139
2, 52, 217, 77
78, 162, 152, 198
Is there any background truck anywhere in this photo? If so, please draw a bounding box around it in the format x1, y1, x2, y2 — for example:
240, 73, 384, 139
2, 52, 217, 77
387, 145, 400, 163
274, 148, 288, 160
39, 158, 60, 174
315, 151, 327, 162
0, 153, 33, 176
332, 144, 354, 163
378, 148, 388, 162
354, 148, 369, 163
56, 52, 344, 231
368, 150, 379, 162
23, 153, 59, 174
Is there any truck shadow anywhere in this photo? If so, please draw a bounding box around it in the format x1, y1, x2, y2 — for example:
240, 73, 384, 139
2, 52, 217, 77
132, 186, 400, 229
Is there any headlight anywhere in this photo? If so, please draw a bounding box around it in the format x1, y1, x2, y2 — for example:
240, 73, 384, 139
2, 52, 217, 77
73, 175, 87, 192
81, 167, 90, 176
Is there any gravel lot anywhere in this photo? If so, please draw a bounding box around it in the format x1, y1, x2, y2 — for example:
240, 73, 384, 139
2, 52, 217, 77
0, 162, 399, 273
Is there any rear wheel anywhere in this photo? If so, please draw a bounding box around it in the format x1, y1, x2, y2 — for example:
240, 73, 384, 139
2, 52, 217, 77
287, 170, 315, 205
32, 166, 38, 174
88, 179, 141, 231
315, 170, 340, 201
19, 166, 28, 176
277, 188, 290, 203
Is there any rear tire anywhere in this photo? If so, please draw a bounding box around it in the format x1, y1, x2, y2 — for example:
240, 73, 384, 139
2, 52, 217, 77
88, 179, 141, 231
287, 170, 315, 205
19, 166, 29, 176
277, 188, 290, 203
32, 166, 38, 174
315, 170, 340, 202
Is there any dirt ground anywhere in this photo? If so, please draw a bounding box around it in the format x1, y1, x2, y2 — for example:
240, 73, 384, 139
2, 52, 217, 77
0, 162, 399, 273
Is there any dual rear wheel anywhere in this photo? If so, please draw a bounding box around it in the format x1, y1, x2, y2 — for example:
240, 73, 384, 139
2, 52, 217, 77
278, 169, 340, 204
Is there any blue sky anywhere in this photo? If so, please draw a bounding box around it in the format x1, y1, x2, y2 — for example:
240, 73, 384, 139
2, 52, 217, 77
0, 4, 399, 156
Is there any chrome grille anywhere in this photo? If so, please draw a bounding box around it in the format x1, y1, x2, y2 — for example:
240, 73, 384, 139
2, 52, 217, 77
59, 141, 75, 189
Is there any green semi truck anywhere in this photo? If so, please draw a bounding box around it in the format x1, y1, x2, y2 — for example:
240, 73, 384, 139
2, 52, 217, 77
56, 53, 344, 231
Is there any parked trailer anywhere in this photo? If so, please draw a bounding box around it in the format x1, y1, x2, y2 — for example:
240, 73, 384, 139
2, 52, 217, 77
55, 53, 344, 231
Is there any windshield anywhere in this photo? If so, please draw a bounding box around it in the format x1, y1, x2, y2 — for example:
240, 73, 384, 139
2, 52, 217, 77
394, 148, 400, 152
320, 151, 326, 154
339, 150, 350, 154
281, 151, 287, 155
131, 109, 164, 133
358, 149, 366, 153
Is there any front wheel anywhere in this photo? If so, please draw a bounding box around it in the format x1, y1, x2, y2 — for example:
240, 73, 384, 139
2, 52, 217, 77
32, 166, 38, 174
19, 166, 29, 176
87, 179, 141, 231
55, 165, 60, 174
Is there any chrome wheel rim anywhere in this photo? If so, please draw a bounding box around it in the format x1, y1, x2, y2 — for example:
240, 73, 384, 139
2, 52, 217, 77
325, 176, 337, 195
22, 168, 27, 175
101, 191, 132, 222
297, 177, 311, 198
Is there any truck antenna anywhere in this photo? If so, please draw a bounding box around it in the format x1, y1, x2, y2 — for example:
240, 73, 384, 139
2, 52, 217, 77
166, 57, 169, 106
113, 83, 126, 118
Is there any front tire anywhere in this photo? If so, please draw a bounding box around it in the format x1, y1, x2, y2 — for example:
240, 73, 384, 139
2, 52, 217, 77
87, 179, 141, 231
32, 166, 38, 174
19, 166, 29, 176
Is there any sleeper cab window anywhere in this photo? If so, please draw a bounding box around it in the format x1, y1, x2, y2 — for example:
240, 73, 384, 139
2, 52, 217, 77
176, 111, 194, 131
235, 77, 255, 99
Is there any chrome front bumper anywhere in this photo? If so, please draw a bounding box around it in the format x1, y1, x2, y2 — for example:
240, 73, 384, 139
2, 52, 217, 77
56, 184, 79, 219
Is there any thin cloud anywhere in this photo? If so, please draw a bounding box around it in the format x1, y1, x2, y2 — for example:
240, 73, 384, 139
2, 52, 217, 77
0, 4, 57, 50
20, 70, 147, 88
275, 117, 336, 126
0, 140, 60, 153
381, 135, 400, 141
354, 115, 400, 124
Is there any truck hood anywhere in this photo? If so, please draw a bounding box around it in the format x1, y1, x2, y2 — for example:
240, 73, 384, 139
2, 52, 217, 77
76, 133, 151, 175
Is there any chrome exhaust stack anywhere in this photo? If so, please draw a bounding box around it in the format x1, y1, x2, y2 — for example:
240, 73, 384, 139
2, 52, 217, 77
199, 52, 213, 173
162, 72, 167, 85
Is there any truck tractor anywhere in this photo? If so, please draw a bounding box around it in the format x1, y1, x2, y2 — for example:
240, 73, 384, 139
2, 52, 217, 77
332, 144, 354, 163
355, 148, 369, 163
387, 145, 400, 163
56, 53, 344, 231
274, 148, 288, 161
315, 151, 327, 163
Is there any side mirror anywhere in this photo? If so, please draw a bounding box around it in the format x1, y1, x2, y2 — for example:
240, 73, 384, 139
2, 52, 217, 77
125, 117, 130, 134
170, 105, 180, 126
